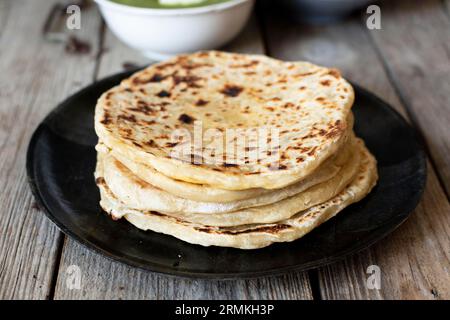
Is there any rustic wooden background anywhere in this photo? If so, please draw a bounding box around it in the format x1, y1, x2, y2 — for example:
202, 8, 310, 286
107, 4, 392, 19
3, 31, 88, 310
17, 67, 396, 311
0, 0, 449, 299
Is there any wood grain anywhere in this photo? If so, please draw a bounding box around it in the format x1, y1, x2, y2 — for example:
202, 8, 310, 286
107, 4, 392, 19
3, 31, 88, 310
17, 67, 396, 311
0, 1, 9, 39
53, 15, 313, 300
262, 5, 450, 299
5, 0, 449, 300
319, 167, 450, 300
55, 240, 312, 300
95, 21, 152, 79
367, 0, 450, 196
0, 0, 101, 299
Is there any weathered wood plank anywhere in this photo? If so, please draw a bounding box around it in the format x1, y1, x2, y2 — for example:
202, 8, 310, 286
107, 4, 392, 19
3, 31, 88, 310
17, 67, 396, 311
0, 0, 9, 39
0, 0, 101, 299
367, 0, 450, 196
319, 167, 450, 299
55, 240, 312, 300
445, 0, 450, 14
54, 15, 313, 300
95, 21, 151, 79
262, 7, 450, 299
222, 15, 265, 54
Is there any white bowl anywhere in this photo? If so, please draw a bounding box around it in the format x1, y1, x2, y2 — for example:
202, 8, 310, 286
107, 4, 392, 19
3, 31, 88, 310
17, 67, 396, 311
94, 0, 255, 60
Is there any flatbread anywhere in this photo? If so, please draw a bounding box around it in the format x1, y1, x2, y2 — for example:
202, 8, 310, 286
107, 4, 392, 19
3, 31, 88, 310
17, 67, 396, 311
98, 135, 359, 219
96, 139, 377, 249
95, 51, 354, 190
98, 141, 340, 203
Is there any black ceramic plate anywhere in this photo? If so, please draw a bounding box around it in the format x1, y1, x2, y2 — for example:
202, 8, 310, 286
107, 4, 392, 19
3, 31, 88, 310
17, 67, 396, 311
27, 69, 426, 279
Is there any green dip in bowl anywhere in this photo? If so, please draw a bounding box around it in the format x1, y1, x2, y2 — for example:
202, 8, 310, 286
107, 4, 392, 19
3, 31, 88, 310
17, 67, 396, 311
110, 0, 232, 9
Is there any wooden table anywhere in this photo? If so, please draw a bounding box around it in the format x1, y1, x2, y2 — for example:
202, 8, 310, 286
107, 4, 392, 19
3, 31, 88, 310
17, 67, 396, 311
1, 0, 449, 300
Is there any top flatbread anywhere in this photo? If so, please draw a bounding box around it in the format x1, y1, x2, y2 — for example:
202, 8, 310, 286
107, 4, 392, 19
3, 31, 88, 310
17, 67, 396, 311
95, 51, 354, 190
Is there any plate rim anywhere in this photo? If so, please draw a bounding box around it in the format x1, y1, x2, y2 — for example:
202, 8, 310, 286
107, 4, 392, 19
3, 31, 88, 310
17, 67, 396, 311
26, 70, 427, 279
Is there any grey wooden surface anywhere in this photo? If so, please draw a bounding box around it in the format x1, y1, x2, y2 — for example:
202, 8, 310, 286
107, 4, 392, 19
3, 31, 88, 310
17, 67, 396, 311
262, 0, 450, 299
0, 0, 449, 300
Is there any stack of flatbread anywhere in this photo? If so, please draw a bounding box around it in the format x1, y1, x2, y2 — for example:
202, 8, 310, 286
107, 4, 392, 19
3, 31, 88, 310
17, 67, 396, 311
94, 51, 378, 249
